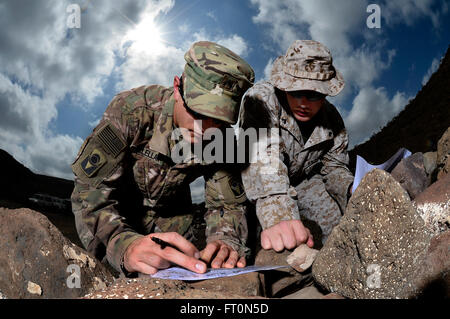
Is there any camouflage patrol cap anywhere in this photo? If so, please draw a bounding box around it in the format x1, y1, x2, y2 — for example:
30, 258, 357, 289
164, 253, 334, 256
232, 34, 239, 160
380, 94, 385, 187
270, 40, 345, 96
182, 41, 255, 124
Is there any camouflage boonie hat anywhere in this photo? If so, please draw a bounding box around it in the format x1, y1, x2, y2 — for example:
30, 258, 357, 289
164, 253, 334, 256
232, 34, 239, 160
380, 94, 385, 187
183, 41, 255, 124
270, 40, 345, 96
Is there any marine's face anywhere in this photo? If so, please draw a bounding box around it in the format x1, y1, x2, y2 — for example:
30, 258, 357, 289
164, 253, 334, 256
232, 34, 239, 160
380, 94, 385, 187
286, 90, 326, 122
173, 76, 224, 144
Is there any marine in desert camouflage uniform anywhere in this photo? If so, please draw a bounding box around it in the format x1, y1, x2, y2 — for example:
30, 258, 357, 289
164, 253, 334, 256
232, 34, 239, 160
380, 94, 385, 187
71, 41, 255, 276
239, 40, 354, 249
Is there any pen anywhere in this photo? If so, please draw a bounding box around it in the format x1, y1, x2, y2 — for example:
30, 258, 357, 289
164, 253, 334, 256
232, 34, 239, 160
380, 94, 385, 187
151, 236, 180, 251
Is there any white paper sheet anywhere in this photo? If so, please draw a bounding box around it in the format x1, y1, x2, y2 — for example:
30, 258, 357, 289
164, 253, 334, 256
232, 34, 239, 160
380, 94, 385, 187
352, 147, 412, 193
147, 265, 288, 281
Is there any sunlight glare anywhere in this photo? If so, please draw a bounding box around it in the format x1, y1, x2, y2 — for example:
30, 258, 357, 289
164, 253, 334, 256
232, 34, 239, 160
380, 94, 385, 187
125, 17, 165, 55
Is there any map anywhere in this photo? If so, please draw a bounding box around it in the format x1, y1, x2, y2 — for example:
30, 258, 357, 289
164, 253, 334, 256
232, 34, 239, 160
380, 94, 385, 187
147, 265, 288, 281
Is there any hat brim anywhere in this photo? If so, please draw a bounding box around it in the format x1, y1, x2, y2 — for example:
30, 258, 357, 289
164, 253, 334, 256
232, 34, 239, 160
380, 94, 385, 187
269, 57, 345, 97
183, 74, 238, 124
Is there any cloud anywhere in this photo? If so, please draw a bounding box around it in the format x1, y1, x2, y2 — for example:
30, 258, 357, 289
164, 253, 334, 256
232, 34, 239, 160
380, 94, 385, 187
0, 73, 83, 179
383, 0, 441, 28
251, 0, 439, 147
346, 87, 411, 147
422, 56, 442, 86
0, 0, 253, 181
0, 0, 166, 179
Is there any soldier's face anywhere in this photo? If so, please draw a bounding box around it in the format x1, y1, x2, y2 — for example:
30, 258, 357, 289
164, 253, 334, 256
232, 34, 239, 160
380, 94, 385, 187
173, 76, 224, 143
286, 91, 325, 122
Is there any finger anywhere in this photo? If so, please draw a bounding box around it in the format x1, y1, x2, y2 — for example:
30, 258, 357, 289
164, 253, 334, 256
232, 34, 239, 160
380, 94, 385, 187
134, 261, 158, 275
223, 250, 239, 268
306, 229, 314, 248
260, 231, 272, 250
280, 226, 297, 250
149, 232, 199, 258
157, 246, 207, 273
291, 221, 308, 246
200, 242, 220, 263
237, 256, 246, 268
211, 245, 229, 268
271, 232, 285, 252
144, 254, 171, 269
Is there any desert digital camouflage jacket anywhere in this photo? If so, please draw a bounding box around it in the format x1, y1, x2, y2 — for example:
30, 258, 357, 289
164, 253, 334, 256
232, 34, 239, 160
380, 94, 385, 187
71, 85, 249, 273
238, 82, 354, 230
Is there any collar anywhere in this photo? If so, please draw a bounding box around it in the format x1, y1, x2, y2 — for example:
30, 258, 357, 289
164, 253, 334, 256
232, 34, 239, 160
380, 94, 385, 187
278, 99, 334, 150
147, 90, 203, 164
148, 89, 176, 157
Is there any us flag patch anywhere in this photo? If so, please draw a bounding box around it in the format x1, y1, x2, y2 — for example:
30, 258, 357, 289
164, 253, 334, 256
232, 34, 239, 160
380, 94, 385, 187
97, 123, 126, 158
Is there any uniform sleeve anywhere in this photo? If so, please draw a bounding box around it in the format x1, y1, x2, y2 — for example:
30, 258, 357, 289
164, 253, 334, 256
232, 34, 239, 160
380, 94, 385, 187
70, 95, 143, 274
320, 127, 354, 214
204, 168, 250, 258
239, 90, 300, 230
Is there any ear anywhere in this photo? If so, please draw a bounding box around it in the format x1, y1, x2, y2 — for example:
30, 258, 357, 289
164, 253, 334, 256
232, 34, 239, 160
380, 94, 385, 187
173, 76, 181, 96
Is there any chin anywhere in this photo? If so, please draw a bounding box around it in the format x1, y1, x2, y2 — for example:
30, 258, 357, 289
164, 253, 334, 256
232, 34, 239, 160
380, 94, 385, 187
294, 115, 312, 122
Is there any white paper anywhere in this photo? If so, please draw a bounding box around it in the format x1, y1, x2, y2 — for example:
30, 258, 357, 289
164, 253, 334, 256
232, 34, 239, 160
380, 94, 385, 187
352, 147, 412, 193
148, 265, 288, 281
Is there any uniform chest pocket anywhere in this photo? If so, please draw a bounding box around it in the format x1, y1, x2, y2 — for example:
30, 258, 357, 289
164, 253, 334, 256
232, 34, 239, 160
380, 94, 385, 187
303, 151, 325, 176
133, 154, 170, 202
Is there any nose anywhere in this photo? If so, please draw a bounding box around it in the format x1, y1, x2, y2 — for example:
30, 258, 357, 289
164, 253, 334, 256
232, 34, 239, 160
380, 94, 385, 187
296, 96, 309, 109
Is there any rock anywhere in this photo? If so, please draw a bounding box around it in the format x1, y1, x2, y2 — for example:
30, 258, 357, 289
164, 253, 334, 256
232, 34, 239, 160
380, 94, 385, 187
0, 208, 113, 298
83, 277, 266, 299
287, 244, 319, 272
255, 249, 311, 297
417, 230, 450, 298
413, 173, 450, 236
282, 285, 324, 299
423, 152, 438, 179
391, 152, 430, 199
27, 281, 42, 296
437, 127, 450, 179
189, 272, 262, 297
312, 169, 431, 299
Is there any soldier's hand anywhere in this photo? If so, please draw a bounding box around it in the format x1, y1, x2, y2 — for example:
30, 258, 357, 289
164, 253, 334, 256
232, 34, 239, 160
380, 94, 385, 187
200, 240, 246, 269
123, 232, 207, 275
261, 220, 314, 252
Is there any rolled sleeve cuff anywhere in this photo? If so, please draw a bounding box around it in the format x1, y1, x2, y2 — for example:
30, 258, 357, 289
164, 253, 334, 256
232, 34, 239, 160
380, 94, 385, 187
106, 231, 144, 275
256, 191, 300, 230
204, 209, 250, 258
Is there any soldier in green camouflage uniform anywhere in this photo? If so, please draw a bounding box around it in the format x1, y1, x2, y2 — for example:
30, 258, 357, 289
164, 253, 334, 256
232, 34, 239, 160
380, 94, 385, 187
71, 41, 255, 276
239, 40, 354, 250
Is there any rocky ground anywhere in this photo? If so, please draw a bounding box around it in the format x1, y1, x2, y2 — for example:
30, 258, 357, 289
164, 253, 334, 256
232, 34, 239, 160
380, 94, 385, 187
0, 127, 448, 299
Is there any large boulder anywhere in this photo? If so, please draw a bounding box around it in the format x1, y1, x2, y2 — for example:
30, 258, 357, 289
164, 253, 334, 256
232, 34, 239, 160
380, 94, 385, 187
390, 152, 431, 199
414, 172, 450, 236
0, 208, 113, 298
312, 169, 431, 299
416, 230, 450, 298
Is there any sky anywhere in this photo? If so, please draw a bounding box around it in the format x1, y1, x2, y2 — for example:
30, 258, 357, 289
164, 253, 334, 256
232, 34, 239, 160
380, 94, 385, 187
0, 0, 449, 203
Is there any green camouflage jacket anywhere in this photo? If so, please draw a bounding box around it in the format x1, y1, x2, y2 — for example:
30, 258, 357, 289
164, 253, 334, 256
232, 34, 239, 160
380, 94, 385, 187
71, 85, 249, 274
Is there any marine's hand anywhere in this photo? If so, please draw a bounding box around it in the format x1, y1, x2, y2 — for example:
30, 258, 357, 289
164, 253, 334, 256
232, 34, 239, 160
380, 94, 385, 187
261, 220, 314, 252
123, 232, 207, 275
200, 240, 246, 269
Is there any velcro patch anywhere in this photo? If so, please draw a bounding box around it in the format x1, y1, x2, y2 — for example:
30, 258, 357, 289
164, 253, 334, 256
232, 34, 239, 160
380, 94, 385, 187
97, 123, 126, 157
80, 148, 107, 177
229, 176, 245, 198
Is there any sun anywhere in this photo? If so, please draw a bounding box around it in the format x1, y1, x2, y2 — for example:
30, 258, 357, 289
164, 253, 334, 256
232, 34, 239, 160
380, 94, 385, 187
125, 18, 165, 55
